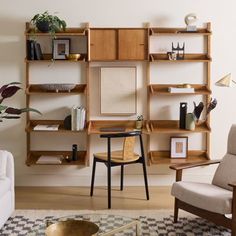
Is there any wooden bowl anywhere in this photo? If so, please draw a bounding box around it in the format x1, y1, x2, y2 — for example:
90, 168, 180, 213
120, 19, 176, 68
66, 54, 81, 61
46, 220, 99, 236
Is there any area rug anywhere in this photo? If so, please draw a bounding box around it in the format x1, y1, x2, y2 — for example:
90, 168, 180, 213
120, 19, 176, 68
0, 209, 230, 236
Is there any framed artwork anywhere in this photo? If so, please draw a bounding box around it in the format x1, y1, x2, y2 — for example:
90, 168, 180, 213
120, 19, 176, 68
100, 67, 137, 115
170, 136, 188, 158
53, 38, 70, 59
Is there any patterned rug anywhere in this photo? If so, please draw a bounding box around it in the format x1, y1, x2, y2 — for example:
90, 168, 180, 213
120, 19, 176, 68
0, 210, 230, 236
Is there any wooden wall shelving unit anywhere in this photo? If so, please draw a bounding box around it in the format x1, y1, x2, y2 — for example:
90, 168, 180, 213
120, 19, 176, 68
24, 22, 212, 168
25, 23, 89, 166
147, 22, 212, 165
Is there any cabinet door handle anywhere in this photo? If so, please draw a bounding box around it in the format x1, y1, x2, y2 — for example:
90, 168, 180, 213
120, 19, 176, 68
90, 43, 94, 46
139, 43, 145, 46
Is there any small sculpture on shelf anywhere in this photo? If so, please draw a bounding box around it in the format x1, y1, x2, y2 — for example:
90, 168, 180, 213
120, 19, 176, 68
185, 13, 198, 32
172, 42, 185, 60
185, 98, 217, 131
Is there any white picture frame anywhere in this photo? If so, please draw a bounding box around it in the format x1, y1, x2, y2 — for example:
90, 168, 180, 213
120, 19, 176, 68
170, 136, 188, 158
100, 67, 137, 115
53, 38, 70, 60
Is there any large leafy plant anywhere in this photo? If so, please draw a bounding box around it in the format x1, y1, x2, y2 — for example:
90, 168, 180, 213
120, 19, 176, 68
0, 82, 41, 122
30, 11, 66, 34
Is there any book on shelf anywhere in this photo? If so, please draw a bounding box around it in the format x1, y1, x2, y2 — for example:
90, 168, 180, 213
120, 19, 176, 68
33, 124, 59, 131
168, 87, 195, 93
36, 155, 63, 164
71, 106, 86, 131
34, 42, 43, 60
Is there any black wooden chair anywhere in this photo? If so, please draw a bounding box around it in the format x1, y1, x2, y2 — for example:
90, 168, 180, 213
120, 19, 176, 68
90, 130, 149, 209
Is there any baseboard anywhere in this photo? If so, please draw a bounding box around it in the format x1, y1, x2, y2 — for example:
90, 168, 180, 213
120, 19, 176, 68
15, 173, 214, 186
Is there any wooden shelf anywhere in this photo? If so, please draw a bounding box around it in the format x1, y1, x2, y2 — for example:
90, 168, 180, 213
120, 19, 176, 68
149, 84, 211, 95
25, 28, 86, 36
25, 120, 86, 133
149, 120, 210, 133
26, 150, 87, 166
149, 150, 209, 165
25, 54, 86, 63
88, 120, 150, 134
150, 53, 211, 62
150, 28, 211, 36
26, 84, 86, 95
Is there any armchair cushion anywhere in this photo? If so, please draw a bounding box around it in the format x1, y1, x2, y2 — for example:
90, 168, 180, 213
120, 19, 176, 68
0, 151, 7, 177
212, 153, 236, 191
227, 124, 236, 155
0, 178, 11, 198
171, 181, 232, 214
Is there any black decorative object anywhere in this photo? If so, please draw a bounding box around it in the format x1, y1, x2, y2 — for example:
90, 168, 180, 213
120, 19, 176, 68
72, 144, 78, 161
172, 42, 185, 60
179, 102, 187, 129
206, 98, 217, 118
193, 102, 204, 122
34, 42, 43, 60
26, 40, 35, 60
63, 115, 71, 130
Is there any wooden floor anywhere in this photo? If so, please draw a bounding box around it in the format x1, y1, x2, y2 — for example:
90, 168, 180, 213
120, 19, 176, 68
16, 186, 174, 210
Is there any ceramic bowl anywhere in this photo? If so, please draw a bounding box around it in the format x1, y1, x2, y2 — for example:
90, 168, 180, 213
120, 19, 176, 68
39, 83, 76, 92
66, 54, 81, 61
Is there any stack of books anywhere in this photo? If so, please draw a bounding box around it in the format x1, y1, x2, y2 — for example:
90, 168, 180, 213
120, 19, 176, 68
36, 155, 63, 164
168, 87, 195, 93
27, 40, 43, 60
71, 106, 86, 131
33, 124, 59, 131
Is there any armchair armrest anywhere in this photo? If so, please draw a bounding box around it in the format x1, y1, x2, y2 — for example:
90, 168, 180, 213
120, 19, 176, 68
170, 159, 221, 182
170, 159, 221, 171
229, 182, 236, 188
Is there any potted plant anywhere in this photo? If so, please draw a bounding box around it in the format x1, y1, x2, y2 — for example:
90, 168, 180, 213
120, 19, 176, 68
0, 82, 41, 121
30, 11, 66, 34
136, 115, 143, 129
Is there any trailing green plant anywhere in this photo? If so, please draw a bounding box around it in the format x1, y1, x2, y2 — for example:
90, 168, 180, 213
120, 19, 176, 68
137, 115, 143, 121
30, 11, 66, 34
0, 82, 41, 122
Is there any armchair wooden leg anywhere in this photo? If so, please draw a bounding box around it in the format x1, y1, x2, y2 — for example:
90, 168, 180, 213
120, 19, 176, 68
90, 158, 97, 197
174, 198, 179, 223
232, 187, 236, 236
120, 165, 124, 191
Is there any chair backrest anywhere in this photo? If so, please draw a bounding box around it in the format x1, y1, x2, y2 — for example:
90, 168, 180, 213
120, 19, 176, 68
212, 124, 236, 191
123, 136, 136, 160
100, 131, 143, 160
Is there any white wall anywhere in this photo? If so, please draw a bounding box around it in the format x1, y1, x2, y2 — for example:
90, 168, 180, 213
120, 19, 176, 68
0, 0, 235, 186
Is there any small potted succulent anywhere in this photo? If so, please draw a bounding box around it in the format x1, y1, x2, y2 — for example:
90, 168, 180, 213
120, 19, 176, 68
30, 11, 66, 34
136, 115, 143, 129
0, 82, 41, 121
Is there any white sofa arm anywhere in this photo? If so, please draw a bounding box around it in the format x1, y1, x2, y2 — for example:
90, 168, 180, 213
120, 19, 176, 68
1, 151, 15, 210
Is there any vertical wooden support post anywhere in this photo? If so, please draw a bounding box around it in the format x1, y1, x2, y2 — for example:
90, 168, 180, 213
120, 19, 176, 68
206, 22, 211, 159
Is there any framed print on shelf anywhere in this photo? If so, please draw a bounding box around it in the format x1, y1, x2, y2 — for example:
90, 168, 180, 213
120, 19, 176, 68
170, 136, 188, 158
53, 38, 70, 59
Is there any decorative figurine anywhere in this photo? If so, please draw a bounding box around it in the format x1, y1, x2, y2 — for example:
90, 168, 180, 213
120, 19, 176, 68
185, 13, 197, 32
172, 42, 185, 60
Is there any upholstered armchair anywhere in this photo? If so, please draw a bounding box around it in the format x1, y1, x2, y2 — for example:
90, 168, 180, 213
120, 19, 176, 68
0, 150, 15, 229
170, 124, 236, 235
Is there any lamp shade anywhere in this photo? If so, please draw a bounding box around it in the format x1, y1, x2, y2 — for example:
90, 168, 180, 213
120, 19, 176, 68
215, 73, 232, 87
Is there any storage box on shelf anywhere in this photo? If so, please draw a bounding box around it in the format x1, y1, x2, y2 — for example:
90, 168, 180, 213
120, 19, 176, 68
147, 22, 212, 165
25, 22, 89, 166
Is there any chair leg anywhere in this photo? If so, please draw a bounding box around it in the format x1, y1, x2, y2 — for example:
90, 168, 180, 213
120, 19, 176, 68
90, 158, 97, 197
174, 198, 179, 223
107, 161, 111, 209
232, 209, 236, 236
142, 158, 149, 200
120, 165, 124, 191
